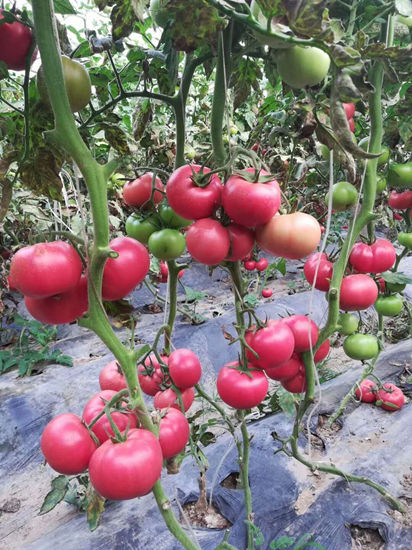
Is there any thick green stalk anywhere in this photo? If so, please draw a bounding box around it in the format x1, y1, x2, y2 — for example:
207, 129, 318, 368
211, 32, 229, 165
163, 260, 179, 355
240, 414, 254, 550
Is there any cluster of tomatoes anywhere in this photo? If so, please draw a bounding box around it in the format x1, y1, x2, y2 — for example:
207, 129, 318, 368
41, 347, 202, 501
356, 379, 405, 412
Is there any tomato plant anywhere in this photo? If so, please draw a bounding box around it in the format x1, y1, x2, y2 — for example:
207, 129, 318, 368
186, 218, 230, 265
349, 239, 396, 274
123, 173, 164, 207
374, 295, 403, 317
0, 10, 36, 70
168, 348, 202, 389
343, 334, 379, 360
245, 320, 295, 369
304, 252, 333, 291
355, 379, 378, 403
282, 315, 319, 353
217, 363, 268, 409
138, 354, 167, 396
154, 387, 195, 412
148, 229, 186, 260
159, 408, 190, 459
99, 360, 127, 392
326, 182, 358, 212
276, 46, 330, 88
376, 383, 405, 412
125, 214, 161, 244
340, 274, 379, 311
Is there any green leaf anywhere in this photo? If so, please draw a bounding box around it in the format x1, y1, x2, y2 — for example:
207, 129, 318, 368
277, 387, 296, 417
184, 286, 208, 303
380, 271, 412, 284
39, 476, 70, 515
244, 293, 259, 308
53, 0, 76, 15
270, 535, 296, 549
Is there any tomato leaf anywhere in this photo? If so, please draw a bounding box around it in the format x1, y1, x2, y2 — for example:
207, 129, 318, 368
270, 535, 296, 549
86, 486, 105, 531
276, 387, 296, 417
381, 271, 412, 284
39, 476, 70, 515
53, 0, 76, 15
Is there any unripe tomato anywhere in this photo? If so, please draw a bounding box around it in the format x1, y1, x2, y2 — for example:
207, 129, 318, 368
355, 379, 378, 403
387, 162, 412, 189
276, 46, 330, 88
41, 413, 97, 475
377, 177, 387, 193
168, 348, 202, 389
148, 229, 186, 261
256, 212, 321, 260
123, 173, 164, 207
37, 56, 91, 113
349, 239, 396, 274
338, 313, 359, 335
217, 363, 268, 409
374, 295, 403, 317
89, 429, 163, 500
265, 353, 302, 381
246, 320, 295, 369
358, 138, 390, 167
304, 252, 333, 291
159, 408, 190, 459
125, 214, 161, 244
326, 182, 358, 212
0, 10, 37, 71
10, 241, 82, 298
154, 387, 195, 412
340, 274, 378, 311
158, 204, 192, 229
82, 390, 137, 444
376, 383, 405, 411
186, 218, 230, 265
282, 315, 319, 353
343, 334, 379, 360
226, 224, 255, 262
388, 190, 412, 210
99, 360, 127, 392
138, 354, 167, 396
102, 237, 150, 301
398, 232, 412, 249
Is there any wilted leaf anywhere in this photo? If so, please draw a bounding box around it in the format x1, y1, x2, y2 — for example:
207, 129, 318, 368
39, 476, 70, 515
329, 44, 361, 68
20, 147, 65, 200
283, 0, 342, 42
111, 1, 136, 40
86, 486, 105, 531
103, 124, 131, 155
133, 99, 153, 141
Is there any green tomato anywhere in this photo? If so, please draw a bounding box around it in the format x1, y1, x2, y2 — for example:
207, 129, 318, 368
343, 334, 379, 360
387, 163, 412, 190
326, 181, 358, 212
358, 138, 389, 167
374, 295, 403, 317
386, 281, 406, 293
148, 229, 186, 260
276, 46, 330, 89
158, 204, 192, 229
125, 214, 160, 244
338, 313, 359, 335
398, 232, 412, 249
149, 0, 169, 27
376, 176, 387, 193
37, 56, 91, 113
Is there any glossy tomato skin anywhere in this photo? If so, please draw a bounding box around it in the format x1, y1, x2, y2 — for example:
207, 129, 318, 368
398, 232, 412, 249
388, 190, 412, 210
348, 118, 355, 132
99, 360, 127, 392
123, 173, 164, 207
148, 229, 186, 261
313, 339, 330, 363
343, 334, 379, 360
125, 214, 161, 245
154, 387, 195, 412
256, 257, 269, 271
376, 383, 405, 411
349, 239, 396, 274
281, 367, 307, 393
326, 182, 358, 211
186, 218, 230, 265
343, 103, 355, 119
0, 10, 36, 71
244, 260, 256, 271
374, 295, 403, 317
102, 237, 150, 301
304, 252, 333, 291
387, 162, 412, 189
158, 204, 192, 229
245, 320, 295, 369
338, 312, 359, 335
10, 241, 82, 298
82, 390, 137, 444
166, 165, 222, 220
222, 169, 281, 228
89, 429, 163, 500
256, 212, 321, 260
276, 46, 330, 88
355, 379, 377, 403
340, 274, 378, 311
265, 353, 302, 381
168, 348, 202, 389
159, 408, 190, 459
282, 315, 319, 353
226, 224, 255, 262
41, 413, 97, 475
217, 363, 268, 409
138, 354, 167, 396
24, 274, 88, 325
262, 288, 273, 298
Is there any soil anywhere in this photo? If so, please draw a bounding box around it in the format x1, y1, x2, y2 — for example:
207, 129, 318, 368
388, 470, 412, 527
350, 525, 385, 549
182, 501, 231, 530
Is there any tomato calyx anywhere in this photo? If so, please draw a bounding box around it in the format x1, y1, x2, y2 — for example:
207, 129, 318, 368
233, 168, 276, 185
190, 165, 218, 188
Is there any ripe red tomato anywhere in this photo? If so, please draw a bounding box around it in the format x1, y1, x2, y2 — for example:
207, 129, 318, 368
226, 224, 255, 262
168, 348, 202, 389
313, 339, 330, 362
186, 218, 230, 265
376, 383, 405, 411
24, 274, 88, 325
159, 408, 190, 459
0, 10, 37, 71
154, 387, 195, 412
166, 165, 222, 220
340, 274, 378, 311
265, 353, 302, 381
388, 190, 412, 210
89, 429, 163, 500
82, 390, 137, 444
99, 360, 127, 392
348, 117, 355, 132
10, 241, 82, 298
244, 260, 256, 271
304, 252, 333, 291
123, 173, 164, 207
282, 315, 319, 353
343, 102, 355, 119
262, 288, 273, 298
256, 212, 321, 260
355, 379, 377, 403
349, 239, 396, 274
246, 320, 295, 369
217, 362, 268, 409
138, 354, 167, 396
281, 366, 307, 393
41, 413, 97, 475
102, 237, 150, 301
256, 257, 269, 271
222, 169, 281, 228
